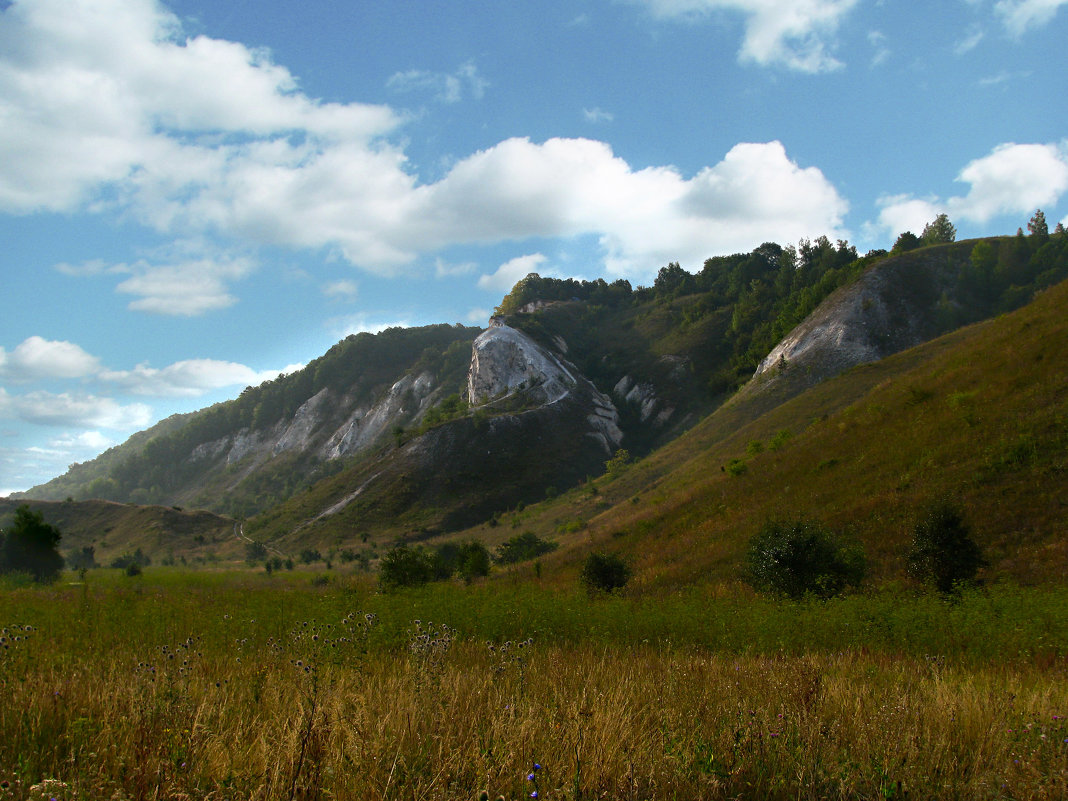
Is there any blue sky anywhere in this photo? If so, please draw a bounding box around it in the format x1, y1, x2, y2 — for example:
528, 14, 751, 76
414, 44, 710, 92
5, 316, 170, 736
2, 0, 1067, 495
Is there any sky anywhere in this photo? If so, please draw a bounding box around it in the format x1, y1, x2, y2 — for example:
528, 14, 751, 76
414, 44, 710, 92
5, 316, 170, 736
1, 0, 1067, 495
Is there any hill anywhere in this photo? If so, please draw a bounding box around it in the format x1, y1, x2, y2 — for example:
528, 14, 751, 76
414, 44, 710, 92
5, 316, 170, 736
458, 272, 1068, 589
0, 498, 237, 567
12, 226, 1068, 582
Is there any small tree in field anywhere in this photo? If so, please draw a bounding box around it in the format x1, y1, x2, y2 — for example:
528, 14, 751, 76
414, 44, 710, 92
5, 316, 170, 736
907, 502, 985, 594
580, 552, 631, 593
0, 505, 64, 583
743, 518, 865, 600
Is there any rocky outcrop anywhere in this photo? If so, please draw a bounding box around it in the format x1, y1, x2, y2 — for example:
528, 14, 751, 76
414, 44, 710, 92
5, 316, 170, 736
468, 323, 576, 405
468, 323, 622, 454
744, 246, 960, 404
322, 372, 436, 459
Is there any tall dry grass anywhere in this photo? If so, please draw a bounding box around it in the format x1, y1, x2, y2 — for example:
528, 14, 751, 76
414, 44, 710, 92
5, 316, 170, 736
2, 593, 1066, 800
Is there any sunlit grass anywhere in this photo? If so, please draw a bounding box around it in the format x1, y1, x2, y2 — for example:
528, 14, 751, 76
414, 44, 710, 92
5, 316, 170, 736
1, 575, 1066, 799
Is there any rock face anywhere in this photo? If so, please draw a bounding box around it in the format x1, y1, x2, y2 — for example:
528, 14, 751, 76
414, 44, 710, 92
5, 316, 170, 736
187, 371, 442, 476
744, 246, 958, 403
468, 322, 576, 405
468, 322, 622, 455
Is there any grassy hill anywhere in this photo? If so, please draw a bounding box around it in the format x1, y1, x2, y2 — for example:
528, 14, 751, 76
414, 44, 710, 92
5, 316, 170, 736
0, 498, 237, 566
450, 274, 1068, 590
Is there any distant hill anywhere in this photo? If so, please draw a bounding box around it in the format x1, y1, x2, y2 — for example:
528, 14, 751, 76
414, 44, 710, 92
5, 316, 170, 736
0, 498, 236, 566
14, 226, 1068, 580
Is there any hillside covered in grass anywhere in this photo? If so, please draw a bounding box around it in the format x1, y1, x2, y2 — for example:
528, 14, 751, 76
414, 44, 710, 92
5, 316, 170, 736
459, 271, 1068, 590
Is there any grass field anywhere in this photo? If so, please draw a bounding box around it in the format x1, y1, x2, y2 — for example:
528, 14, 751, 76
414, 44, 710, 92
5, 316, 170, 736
2, 570, 1066, 800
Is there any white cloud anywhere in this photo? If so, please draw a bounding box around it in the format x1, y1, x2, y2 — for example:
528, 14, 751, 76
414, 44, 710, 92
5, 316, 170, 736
0, 0, 848, 284
0, 336, 101, 380
873, 194, 941, 237
867, 30, 890, 66
49, 430, 114, 451
583, 107, 615, 123
434, 257, 477, 278
114, 255, 255, 316
949, 143, 1068, 223
330, 316, 415, 339
387, 61, 488, 104
0, 0, 399, 214
100, 359, 300, 397
466, 307, 493, 324
322, 279, 359, 299
478, 253, 550, 293
420, 138, 848, 276
954, 25, 984, 55
871, 142, 1068, 237
0, 388, 153, 430
632, 0, 858, 72
995, 0, 1068, 36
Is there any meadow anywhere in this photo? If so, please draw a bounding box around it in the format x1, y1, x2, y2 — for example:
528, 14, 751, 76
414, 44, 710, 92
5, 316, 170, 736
1, 569, 1066, 800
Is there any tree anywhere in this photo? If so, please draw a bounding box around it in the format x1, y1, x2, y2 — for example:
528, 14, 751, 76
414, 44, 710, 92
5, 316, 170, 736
921, 213, 956, 244
0, 505, 65, 583
892, 231, 922, 253
907, 501, 986, 594
743, 518, 866, 600
580, 552, 631, 593
1027, 209, 1049, 241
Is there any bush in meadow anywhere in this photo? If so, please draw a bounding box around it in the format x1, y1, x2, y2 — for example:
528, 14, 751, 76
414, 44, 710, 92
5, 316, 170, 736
907, 501, 986, 594
580, 551, 631, 593
744, 518, 866, 600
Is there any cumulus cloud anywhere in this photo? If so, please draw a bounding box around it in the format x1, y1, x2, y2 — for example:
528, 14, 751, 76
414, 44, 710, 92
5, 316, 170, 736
421, 138, 848, 276
0, 0, 399, 214
948, 143, 1068, 222
873, 195, 942, 238
0, 336, 101, 380
478, 254, 550, 293
871, 142, 1068, 238
100, 359, 300, 397
387, 61, 488, 104
995, 0, 1068, 36
0, 0, 848, 283
632, 0, 858, 72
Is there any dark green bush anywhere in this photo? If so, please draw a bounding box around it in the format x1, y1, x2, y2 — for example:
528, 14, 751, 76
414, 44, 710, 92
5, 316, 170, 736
378, 545, 435, 590
0, 505, 64, 583
743, 518, 866, 600
580, 552, 631, 593
907, 502, 986, 594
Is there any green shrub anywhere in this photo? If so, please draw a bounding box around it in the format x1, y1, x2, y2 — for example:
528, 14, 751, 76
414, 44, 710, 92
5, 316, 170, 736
580, 552, 631, 594
907, 501, 986, 594
378, 545, 435, 590
724, 458, 747, 477
743, 518, 866, 600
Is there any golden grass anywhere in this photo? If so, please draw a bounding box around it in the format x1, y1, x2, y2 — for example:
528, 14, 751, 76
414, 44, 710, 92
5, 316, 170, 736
2, 603, 1066, 800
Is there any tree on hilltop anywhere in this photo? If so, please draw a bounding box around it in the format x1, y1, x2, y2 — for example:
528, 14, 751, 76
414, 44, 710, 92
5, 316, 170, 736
921, 213, 956, 244
1027, 209, 1048, 241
